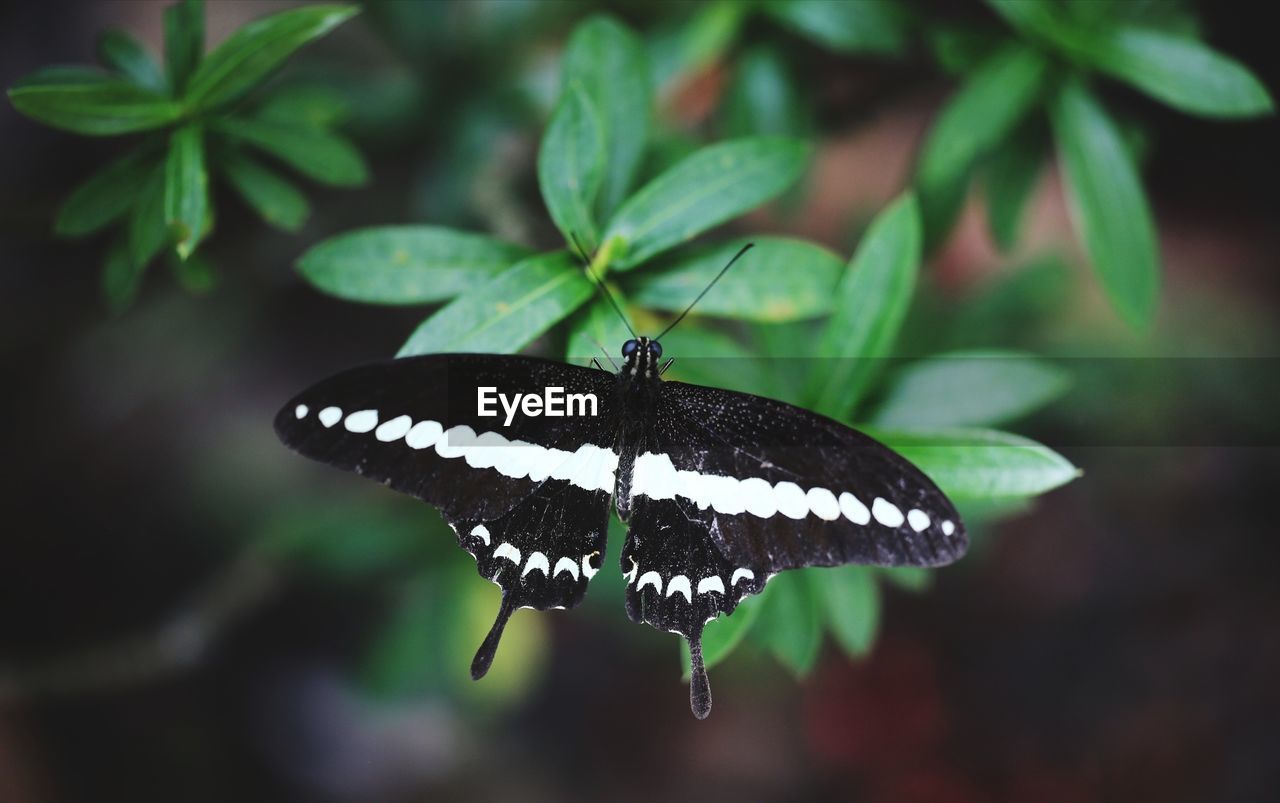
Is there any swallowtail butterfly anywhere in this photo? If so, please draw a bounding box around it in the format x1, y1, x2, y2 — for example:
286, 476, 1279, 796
275, 245, 967, 718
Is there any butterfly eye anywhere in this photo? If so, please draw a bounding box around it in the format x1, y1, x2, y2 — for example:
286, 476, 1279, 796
621, 339, 639, 357
648, 340, 663, 358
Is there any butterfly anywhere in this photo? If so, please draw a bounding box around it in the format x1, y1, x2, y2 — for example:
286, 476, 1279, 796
274, 244, 967, 718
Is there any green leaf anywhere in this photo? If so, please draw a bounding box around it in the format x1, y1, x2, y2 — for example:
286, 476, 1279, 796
169, 249, 217, 293
872, 350, 1070, 429
658, 326, 777, 398
398, 252, 593, 356
876, 428, 1081, 500
754, 572, 822, 677
128, 164, 169, 269
8, 70, 182, 135
218, 149, 309, 232
361, 574, 449, 698
603, 137, 809, 270
215, 116, 367, 186
762, 0, 909, 56
818, 565, 880, 659
1088, 27, 1273, 119
915, 44, 1049, 243
163, 0, 204, 94
680, 589, 768, 679
627, 237, 841, 323
565, 294, 633, 362
1051, 80, 1159, 329
538, 82, 604, 250
185, 4, 359, 111
54, 147, 156, 237
983, 123, 1047, 251
722, 46, 809, 138
298, 226, 528, 305
880, 566, 932, 592
163, 124, 208, 259
561, 15, 652, 220
96, 29, 166, 93
806, 193, 921, 420
101, 238, 147, 315
255, 83, 349, 128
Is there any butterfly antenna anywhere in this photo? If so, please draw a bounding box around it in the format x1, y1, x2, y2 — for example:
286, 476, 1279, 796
569, 232, 636, 339
656, 242, 754, 341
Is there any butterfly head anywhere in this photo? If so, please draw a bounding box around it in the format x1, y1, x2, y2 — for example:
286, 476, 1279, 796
621, 336, 663, 380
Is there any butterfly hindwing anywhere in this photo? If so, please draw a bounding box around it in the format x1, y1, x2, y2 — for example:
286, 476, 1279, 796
274, 354, 620, 672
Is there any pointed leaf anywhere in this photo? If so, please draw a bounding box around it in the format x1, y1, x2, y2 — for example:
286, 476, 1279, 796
164, 0, 204, 93
807, 193, 921, 420
762, 0, 908, 56
163, 124, 208, 259
398, 252, 593, 356
255, 83, 349, 128
754, 572, 822, 677
215, 116, 367, 186
8, 70, 181, 135
54, 147, 157, 237
101, 238, 147, 315
96, 29, 166, 92
1051, 80, 1159, 329
565, 294, 632, 362
298, 226, 529, 305
872, 351, 1070, 429
627, 236, 841, 322
818, 565, 880, 659
218, 149, 309, 232
561, 15, 651, 219
603, 137, 809, 270
983, 122, 1047, 251
538, 82, 604, 249
722, 45, 809, 138
128, 164, 169, 270
185, 4, 359, 110
876, 428, 1081, 500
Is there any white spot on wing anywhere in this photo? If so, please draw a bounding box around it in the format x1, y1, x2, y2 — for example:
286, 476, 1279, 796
493, 542, 521, 564
666, 575, 692, 602
294, 404, 308, 419
375, 415, 412, 442
773, 481, 808, 520
942, 520, 956, 536
697, 576, 725, 595
318, 407, 342, 427
907, 509, 931, 532
582, 554, 600, 579
731, 568, 755, 586
470, 524, 490, 545
807, 487, 840, 521
405, 420, 443, 449
522, 551, 549, 577
636, 571, 662, 594
623, 557, 638, 584
839, 492, 871, 525
435, 425, 475, 459
740, 477, 777, 518
554, 557, 580, 580
872, 497, 905, 528
344, 409, 378, 433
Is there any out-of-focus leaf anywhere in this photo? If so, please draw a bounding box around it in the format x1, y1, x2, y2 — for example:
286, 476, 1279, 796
680, 588, 767, 678
219, 149, 309, 232
876, 428, 1081, 500
565, 293, 633, 362
659, 326, 777, 398
1087, 27, 1273, 118
721, 45, 808, 138
259, 501, 438, 577
128, 164, 169, 269
927, 25, 1002, 76
561, 14, 651, 220
754, 572, 822, 677
1051, 79, 1159, 329
604, 137, 809, 270
184, 4, 359, 110
299, 226, 527, 305
398, 252, 592, 356
672, 0, 749, 74
983, 122, 1046, 251
915, 44, 1049, 243
54, 147, 156, 237
807, 193, 921, 420
255, 83, 349, 128
762, 0, 909, 56
538, 82, 604, 250
170, 249, 217, 292
818, 565, 880, 658
215, 116, 368, 186
361, 573, 450, 698
163, 0, 203, 94
101, 238, 146, 314
449, 582, 549, 706
163, 124, 208, 259
872, 350, 1070, 429
880, 566, 932, 592
7, 70, 182, 135
627, 237, 840, 322
96, 29, 166, 93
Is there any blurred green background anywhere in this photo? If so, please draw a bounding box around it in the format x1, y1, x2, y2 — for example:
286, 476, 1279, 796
2, 1, 1278, 801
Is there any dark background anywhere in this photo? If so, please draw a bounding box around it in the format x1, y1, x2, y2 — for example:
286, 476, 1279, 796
2, 2, 1278, 801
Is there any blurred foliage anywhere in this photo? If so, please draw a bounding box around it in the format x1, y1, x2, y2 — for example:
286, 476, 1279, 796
6, 0, 366, 311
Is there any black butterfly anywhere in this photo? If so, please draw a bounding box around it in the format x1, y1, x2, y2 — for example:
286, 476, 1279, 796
274, 246, 967, 718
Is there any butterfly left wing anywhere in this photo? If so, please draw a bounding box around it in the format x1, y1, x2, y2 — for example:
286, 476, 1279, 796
274, 354, 619, 677
619, 380, 966, 717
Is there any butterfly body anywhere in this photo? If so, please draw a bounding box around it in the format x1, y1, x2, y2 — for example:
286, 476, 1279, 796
276, 336, 966, 718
